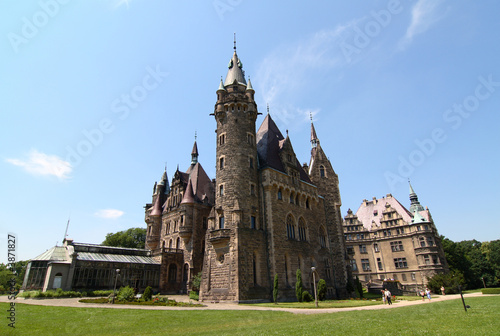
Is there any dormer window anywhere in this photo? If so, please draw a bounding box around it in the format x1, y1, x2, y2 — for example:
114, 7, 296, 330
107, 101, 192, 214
287, 154, 292, 162
320, 166, 325, 177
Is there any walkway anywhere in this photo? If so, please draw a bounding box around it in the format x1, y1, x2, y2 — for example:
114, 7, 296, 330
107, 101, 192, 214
0, 292, 485, 315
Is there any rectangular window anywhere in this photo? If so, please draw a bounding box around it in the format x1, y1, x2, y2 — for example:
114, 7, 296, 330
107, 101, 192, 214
219, 185, 224, 196
219, 216, 224, 229
350, 259, 358, 271
374, 243, 380, 252
427, 236, 434, 246
361, 259, 371, 272
394, 258, 408, 269
411, 273, 416, 281
390, 241, 404, 252
250, 184, 255, 195
359, 244, 367, 254
347, 246, 354, 255
219, 133, 225, 145
247, 133, 254, 145
424, 255, 430, 265
250, 216, 256, 229
219, 157, 224, 169
402, 274, 407, 281
249, 157, 254, 168
432, 255, 439, 264
377, 258, 383, 270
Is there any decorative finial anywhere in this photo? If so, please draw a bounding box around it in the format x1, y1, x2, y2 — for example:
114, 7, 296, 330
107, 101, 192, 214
164, 162, 167, 171
310, 112, 313, 122
233, 32, 236, 51
195, 131, 197, 142
267, 103, 270, 114
286, 129, 289, 136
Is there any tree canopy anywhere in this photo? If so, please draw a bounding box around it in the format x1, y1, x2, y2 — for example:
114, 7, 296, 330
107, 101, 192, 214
101, 228, 147, 249
437, 236, 500, 289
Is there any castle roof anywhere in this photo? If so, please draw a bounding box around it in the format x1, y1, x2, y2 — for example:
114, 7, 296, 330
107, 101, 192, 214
185, 162, 214, 204
352, 194, 430, 230
224, 50, 246, 87
256, 114, 312, 183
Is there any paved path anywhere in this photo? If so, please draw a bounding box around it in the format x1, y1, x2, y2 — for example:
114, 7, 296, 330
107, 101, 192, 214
1, 292, 486, 315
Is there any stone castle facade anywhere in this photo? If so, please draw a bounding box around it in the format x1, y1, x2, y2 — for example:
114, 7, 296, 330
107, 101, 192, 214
343, 183, 449, 291
144, 45, 349, 302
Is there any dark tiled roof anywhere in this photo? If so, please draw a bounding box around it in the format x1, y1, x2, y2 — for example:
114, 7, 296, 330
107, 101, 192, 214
256, 114, 312, 183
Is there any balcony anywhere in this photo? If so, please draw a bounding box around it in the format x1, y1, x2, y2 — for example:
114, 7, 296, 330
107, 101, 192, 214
209, 229, 231, 248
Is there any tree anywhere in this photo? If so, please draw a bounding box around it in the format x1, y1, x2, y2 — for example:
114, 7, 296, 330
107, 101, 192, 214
355, 276, 363, 298
295, 269, 303, 302
427, 271, 465, 294
102, 228, 147, 249
273, 274, 279, 304
317, 279, 327, 301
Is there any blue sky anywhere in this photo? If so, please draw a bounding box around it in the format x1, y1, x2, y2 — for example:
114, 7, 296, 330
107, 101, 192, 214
1, 0, 499, 263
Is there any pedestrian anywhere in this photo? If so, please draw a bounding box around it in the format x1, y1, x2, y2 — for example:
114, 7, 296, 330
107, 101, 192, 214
420, 290, 425, 301
440, 286, 445, 295
385, 289, 392, 305
381, 289, 386, 304
425, 288, 431, 301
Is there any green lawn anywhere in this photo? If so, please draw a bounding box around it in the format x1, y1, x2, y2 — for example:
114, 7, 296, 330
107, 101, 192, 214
1, 296, 499, 335
245, 298, 382, 308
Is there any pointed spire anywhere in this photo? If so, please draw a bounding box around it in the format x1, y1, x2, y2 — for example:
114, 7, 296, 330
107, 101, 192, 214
150, 193, 163, 217
191, 136, 199, 165
224, 37, 246, 87
217, 76, 226, 92
310, 113, 319, 148
181, 178, 196, 204
408, 180, 424, 213
246, 77, 254, 92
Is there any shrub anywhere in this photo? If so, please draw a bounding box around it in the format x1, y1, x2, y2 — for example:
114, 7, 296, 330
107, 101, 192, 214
302, 290, 313, 302
189, 291, 199, 301
191, 272, 202, 291
317, 279, 326, 301
427, 271, 466, 294
355, 277, 363, 298
88, 290, 114, 297
273, 274, 279, 304
143, 286, 153, 301
296, 269, 303, 302
482, 288, 500, 294
117, 286, 135, 302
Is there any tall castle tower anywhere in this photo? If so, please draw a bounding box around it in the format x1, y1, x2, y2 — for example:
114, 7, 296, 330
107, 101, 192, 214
200, 42, 268, 301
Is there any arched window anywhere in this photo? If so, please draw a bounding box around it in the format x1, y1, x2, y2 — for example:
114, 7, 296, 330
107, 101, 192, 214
298, 218, 307, 241
169, 239, 173, 249
306, 198, 310, 209
290, 192, 295, 204
319, 226, 327, 248
278, 188, 282, 200
53, 273, 63, 289
320, 166, 326, 177
183, 263, 189, 283
176, 237, 181, 249
286, 215, 295, 240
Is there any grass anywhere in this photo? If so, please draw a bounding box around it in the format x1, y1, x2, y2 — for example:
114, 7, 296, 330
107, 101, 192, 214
1, 296, 499, 335
246, 298, 382, 308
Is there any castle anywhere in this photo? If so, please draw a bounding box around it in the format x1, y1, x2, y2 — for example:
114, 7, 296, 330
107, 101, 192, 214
343, 183, 449, 291
144, 44, 349, 302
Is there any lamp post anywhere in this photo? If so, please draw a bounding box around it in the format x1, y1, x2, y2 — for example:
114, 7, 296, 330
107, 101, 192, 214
311, 267, 318, 308
112, 269, 120, 304
412, 272, 417, 296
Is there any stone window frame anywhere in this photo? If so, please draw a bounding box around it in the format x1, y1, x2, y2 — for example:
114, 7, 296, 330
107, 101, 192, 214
361, 259, 371, 272
286, 214, 296, 240
219, 184, 224, 196
319, 226, 327, 248
246, 132, 255, 146
319, 165, 326, 178
250, 215, 257, 229
277, 188, 283, 200
394, 257, 408, 269
250, 183, 256, 196
390, 241, 404, 252
298, 217, 307, 241
219, 132, 226, 145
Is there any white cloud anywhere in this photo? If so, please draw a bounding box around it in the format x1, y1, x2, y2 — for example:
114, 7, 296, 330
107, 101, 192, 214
94, 209, 124, 219
6, 149, 72, 180
399, 0, 446, 50
254, 26, 352, 126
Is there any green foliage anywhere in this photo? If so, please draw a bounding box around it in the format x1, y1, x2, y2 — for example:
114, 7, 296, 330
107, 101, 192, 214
441, 236, 500, 289
355, 277, 363, 298
117, 286, 135, 302
102, 228, 147, 249
273, 274, 279, 304
301, 290, 313, 302
189, 291, 199, 300
3, 296, 500, 335
0, 260, 28, 292
191, 272, 202, 291
426, 271, 466, 294
87, 290, 114, 297
317, 279, 326, 301
295, 269, 303, 302
482, 288, 500, 294
143, 286, 153, 301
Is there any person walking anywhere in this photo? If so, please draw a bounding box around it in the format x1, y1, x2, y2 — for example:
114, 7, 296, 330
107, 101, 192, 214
440, 286, 445, 295
381, 289, 386, 304
425, 288, 431, 301
420, 290, 425, 301
385, 289, 392, 305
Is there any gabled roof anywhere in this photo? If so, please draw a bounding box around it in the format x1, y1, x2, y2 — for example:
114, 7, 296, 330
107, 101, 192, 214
256, 114, 312, 183
31, 246, 69, 262
185, 162, 214, 204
